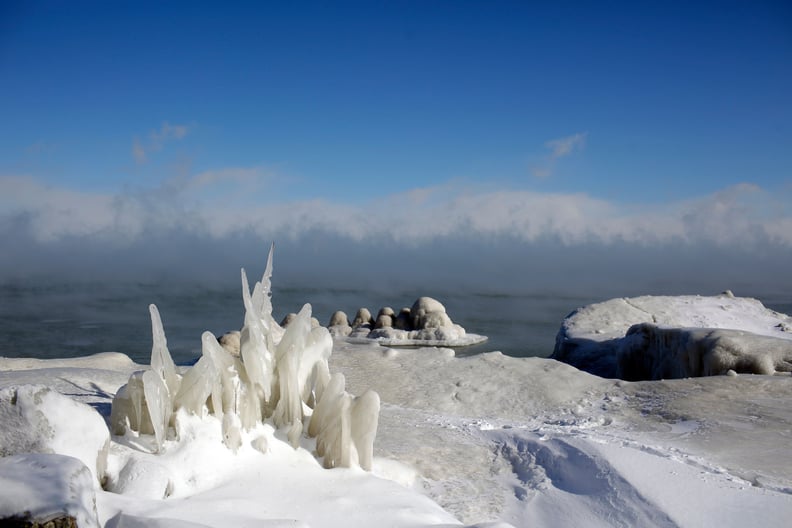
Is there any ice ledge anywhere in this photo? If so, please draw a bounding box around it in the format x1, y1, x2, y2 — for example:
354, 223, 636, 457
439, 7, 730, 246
551, 293, 792, 380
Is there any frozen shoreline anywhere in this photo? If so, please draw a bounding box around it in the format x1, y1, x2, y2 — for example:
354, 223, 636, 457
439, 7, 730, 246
2, 285, 792, 527
2, 342, 792, 527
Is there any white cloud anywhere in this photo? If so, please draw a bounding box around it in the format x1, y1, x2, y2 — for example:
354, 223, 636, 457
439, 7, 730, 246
532, 132, 587, 178
151, 122, 189, 142
545, 132, 587, 159
132, 121, 191, 165
2, 174, 789, 252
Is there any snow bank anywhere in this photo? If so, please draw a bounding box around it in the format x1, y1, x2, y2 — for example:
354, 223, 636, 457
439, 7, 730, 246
0, 453, 99, 528
552, 293, 792, 379
328, 296, 488, 347
0, 384, 110, 485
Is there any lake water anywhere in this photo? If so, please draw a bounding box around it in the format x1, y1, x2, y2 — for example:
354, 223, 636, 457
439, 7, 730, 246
2, 279, 790, 365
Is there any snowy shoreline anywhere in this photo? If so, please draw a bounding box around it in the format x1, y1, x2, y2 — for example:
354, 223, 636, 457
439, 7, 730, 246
2, 287, 792, 526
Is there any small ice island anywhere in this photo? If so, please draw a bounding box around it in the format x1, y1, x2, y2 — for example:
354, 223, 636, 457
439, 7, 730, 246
323, 296, 488, 348
552, 291, 792, 380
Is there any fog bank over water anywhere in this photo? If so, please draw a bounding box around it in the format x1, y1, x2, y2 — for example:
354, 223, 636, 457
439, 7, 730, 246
2, 229, 790, 299
2, 178, 790, 297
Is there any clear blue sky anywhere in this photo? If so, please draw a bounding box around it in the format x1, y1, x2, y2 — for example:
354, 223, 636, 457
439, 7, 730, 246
2, 1, 790, 201
1, 1, 791, 291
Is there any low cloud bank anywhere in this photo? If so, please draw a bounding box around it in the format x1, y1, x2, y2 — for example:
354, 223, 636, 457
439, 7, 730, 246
1, 175, 790, 297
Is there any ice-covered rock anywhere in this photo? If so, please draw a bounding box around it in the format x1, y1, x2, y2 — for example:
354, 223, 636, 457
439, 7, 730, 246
110, 243, 380, 470
0, 385, 110, 485
411, 296, 453, 329
394, 307, 412, 330
217, 330, 241, 356
333, 296, 487, 347
0, 453, 99, 528
352, 307, 374, 328
327, 310, 352, 337
552, 294, 792, 380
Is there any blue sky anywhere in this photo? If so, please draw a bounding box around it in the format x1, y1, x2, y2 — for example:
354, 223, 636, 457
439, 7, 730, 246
1, 1, 791, 292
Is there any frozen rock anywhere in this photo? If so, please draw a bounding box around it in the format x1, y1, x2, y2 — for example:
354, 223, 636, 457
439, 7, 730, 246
352, 308, 374, 328
109, 457, 173, 499
411, 297, 453, 329
394, 308, 412, 330
375, 313, 394, 329
377, 306, 396, 319
331, 297, 487, 347
327, 310, 352, 337
0, 385, 109, 485
552, 294, 792, 380
0, 453, 99, 528
218, 330, 241, 356
329, 310, 349, 327
618, 324, 792, 380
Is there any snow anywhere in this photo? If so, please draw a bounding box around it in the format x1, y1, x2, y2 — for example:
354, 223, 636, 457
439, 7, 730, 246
0, 384, 110, 485
1, 256, 791, 526
552, 293, 792, 379
2, 345, 792, 527
0, 453, 99, 528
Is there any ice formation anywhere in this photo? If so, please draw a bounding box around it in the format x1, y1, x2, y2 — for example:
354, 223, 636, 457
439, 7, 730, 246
328, 296, 488, 347
552, 294, 792, 380
111, 244, 380, 469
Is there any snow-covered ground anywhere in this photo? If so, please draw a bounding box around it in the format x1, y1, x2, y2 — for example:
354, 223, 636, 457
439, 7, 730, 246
2, 341, 791, 527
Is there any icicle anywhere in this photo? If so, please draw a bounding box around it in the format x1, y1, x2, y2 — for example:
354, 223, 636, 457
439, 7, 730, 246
350, 390, 380, 471
149, 304, 181, 397
142, 369, 170, 452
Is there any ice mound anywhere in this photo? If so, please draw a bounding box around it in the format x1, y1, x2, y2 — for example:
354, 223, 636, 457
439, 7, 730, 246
327, 296, 488, 347
111, 244, 380, 470
0, 453, 100, 528
552, 293, 792, 379
0, 384, 110, 485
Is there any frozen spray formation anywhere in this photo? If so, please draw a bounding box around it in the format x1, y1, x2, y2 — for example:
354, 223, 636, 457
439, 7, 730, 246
110, 245, 380, 470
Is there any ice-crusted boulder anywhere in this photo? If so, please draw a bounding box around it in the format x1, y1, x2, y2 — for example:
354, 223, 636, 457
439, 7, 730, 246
110, 244, 380, 471
0, 453, 100, 528
552, 293, 792, 380
329, 296, 488, 347
327, 310, 352, 337
218, 330, 241, 356
0, 385, 110, 486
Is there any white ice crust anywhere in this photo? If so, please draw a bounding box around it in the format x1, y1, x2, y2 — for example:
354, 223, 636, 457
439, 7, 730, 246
552, 293, 792, 379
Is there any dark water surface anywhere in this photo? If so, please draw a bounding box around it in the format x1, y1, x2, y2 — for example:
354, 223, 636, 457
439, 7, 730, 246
2, 279, 790, 365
